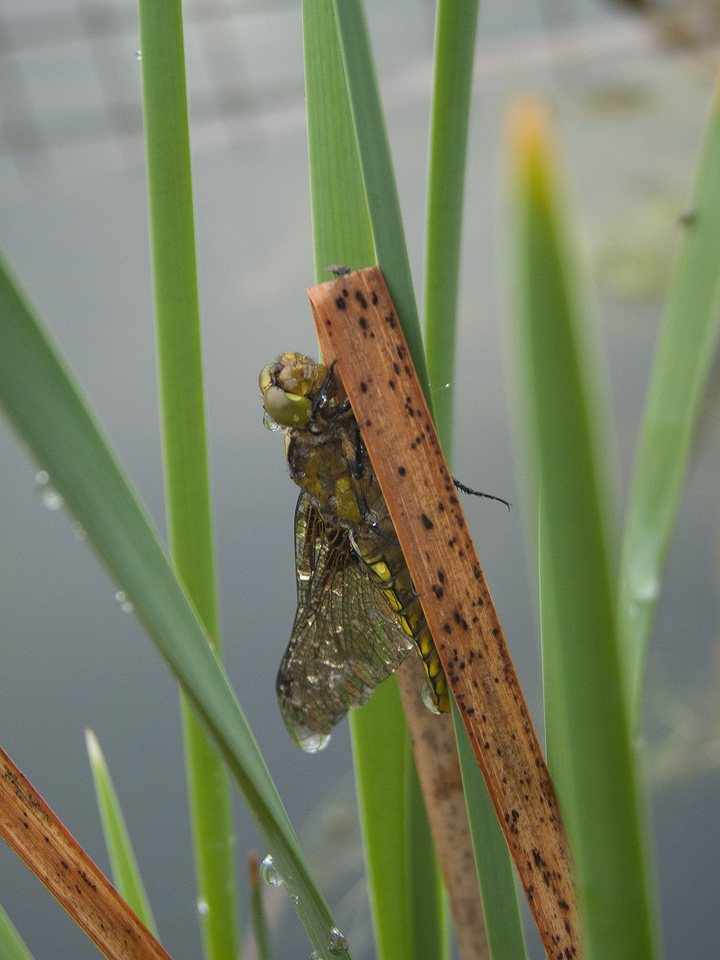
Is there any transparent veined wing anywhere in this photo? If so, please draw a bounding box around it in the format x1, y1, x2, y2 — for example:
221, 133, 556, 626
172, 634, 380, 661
276, 492, 413, 749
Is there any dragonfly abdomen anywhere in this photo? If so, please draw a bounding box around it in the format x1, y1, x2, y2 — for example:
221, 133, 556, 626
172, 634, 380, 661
356, 540, 450, 714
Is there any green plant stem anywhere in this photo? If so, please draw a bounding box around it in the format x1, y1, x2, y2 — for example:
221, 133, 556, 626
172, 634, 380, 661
452, 708, 527, 960
403, 743, 446, 960
424, 0, 480, 459
304, 0, 374, 278
349, 681, 415, 960
137, 2, 238, 958
332, 0, 432, 413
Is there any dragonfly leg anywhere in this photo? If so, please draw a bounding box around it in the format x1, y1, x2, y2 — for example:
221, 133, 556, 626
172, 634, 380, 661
310, 362, 336, 419
453, 477, 511, 510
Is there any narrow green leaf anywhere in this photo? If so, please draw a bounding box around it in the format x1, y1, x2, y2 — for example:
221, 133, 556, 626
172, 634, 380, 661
85, 730, 158, 934
349, 681, 413, 960
618, 77, 720, 723
506, 98, 658, 960
0, 904, 34, 960
0, 253, 351, 960
304, 0, 374, 279
350, 689, 447, 960
424, 5, 528, 955
423, 0, 480, 458
331, 0, 432, 413
403, 742, 447, 960
453, 708, 527, 960
136, 2, 239, 957
303, 5, 441, 959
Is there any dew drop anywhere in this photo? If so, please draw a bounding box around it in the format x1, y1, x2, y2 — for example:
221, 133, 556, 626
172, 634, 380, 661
196, 898, 209, 916
421, 683, 442, 715
328, 927, 349, 955
35, 471, 64, 511
292, 725, 331, 754
626, 544, 661, 607
259, 854, 284, 887
262, 410, 283, 432
114, 590, 135, 614
627, 565, 659, 622
135, 49, 142, 60
631, 573, 659, 604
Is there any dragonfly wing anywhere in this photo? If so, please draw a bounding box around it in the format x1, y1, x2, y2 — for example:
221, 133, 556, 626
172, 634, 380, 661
277, 492, 413, 746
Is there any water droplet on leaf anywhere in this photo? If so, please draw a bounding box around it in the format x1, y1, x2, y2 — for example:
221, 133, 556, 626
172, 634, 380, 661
328, 927, 349, 955
114, 590, 135, 614
35, 471, 64, 511
422, 683, 443, 715
259, 854, 284, 887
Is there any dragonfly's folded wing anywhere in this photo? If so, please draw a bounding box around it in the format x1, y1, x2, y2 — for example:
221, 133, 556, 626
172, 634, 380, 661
276, 493, 412, 749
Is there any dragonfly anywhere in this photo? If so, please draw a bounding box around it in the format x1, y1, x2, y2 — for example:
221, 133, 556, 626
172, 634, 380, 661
259, 351, 449, 752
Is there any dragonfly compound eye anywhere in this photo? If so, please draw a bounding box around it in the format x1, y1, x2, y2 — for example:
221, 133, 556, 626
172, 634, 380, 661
258, 363, 276, 394
262, 384, 313, 428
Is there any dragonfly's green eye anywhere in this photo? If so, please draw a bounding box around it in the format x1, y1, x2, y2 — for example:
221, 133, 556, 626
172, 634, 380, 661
263, 384, 313, 428
258, 364, 275, 395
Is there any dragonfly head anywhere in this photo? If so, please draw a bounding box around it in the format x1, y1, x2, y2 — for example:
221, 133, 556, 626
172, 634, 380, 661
259, 352, 330, 430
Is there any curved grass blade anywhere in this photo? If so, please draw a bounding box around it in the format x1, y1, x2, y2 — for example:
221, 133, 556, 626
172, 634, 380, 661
85, 730, 157, 935
136, 2, 238, 956
618, 72, 720, 724
506, 97, 658, 960
0, 252, 351, 960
